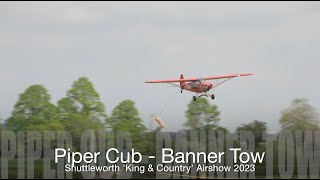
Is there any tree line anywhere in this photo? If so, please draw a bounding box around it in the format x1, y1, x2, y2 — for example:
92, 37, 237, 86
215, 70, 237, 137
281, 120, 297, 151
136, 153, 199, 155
0, 76, 319, 178
2, 77, 319, 141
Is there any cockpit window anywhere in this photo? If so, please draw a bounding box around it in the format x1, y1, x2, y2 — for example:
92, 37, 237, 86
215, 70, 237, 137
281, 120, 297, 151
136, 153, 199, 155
191, 81, 200, 87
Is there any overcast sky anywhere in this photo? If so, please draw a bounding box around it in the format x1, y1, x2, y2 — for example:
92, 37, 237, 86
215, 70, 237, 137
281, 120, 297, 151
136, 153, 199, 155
0, 2, 320, 133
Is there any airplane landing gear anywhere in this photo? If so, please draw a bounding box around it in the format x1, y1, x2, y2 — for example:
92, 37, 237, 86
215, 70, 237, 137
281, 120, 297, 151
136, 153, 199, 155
211, 94, 215, 100
192, 93, 214, 101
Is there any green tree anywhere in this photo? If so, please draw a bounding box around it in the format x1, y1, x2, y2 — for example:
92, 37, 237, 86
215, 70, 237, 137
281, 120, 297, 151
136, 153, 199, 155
185, 98, 221, 130
108, 100, 149, 152
57, 77, 107, 123
57, 77, 106, 149
235, 120, 267, 146
57, 98, 79, 123
0, 115, 4, 130
280, 98, 319, 132
65, 77, 106, 120
6, 85, 61, 131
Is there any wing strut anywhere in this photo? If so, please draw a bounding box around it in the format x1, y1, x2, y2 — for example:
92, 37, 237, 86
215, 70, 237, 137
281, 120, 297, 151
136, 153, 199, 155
212, 77, 234, 88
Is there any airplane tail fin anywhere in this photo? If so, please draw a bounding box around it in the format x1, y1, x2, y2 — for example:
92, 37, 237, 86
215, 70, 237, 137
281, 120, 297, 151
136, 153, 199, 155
180, 74, 185, 88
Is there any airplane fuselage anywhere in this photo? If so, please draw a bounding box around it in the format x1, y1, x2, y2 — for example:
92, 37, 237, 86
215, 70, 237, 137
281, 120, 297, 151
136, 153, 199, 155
145, 73, 252, 101
181, 81, 213, 93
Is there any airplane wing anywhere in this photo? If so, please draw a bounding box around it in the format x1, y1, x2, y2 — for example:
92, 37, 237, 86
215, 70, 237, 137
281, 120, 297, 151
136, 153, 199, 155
145, 78, 199, 83
145, 73, 253, 83
204, 73, 253, 80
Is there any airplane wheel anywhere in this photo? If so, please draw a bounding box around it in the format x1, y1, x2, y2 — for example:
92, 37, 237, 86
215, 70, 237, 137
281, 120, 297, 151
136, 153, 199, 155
193, 96, 197, 101
211, 94, 215, 100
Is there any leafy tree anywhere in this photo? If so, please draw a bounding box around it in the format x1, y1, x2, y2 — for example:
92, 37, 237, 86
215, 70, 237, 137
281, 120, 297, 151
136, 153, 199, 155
65, 77, 107, 120
0, 115, 4, 130
280, 98, 319, 132
57, 77, 107, 123
108, 100, 146, 132
235, 120, 267, 146
57, 77, 106, 149
6, 85, 61, 131
185, 98, 221, 130
57, 98, 79, 123
107, 100, 149, 152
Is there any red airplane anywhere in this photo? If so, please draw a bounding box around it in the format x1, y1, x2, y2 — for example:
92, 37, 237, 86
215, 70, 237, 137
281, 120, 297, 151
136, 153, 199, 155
145, 73, 253, 101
